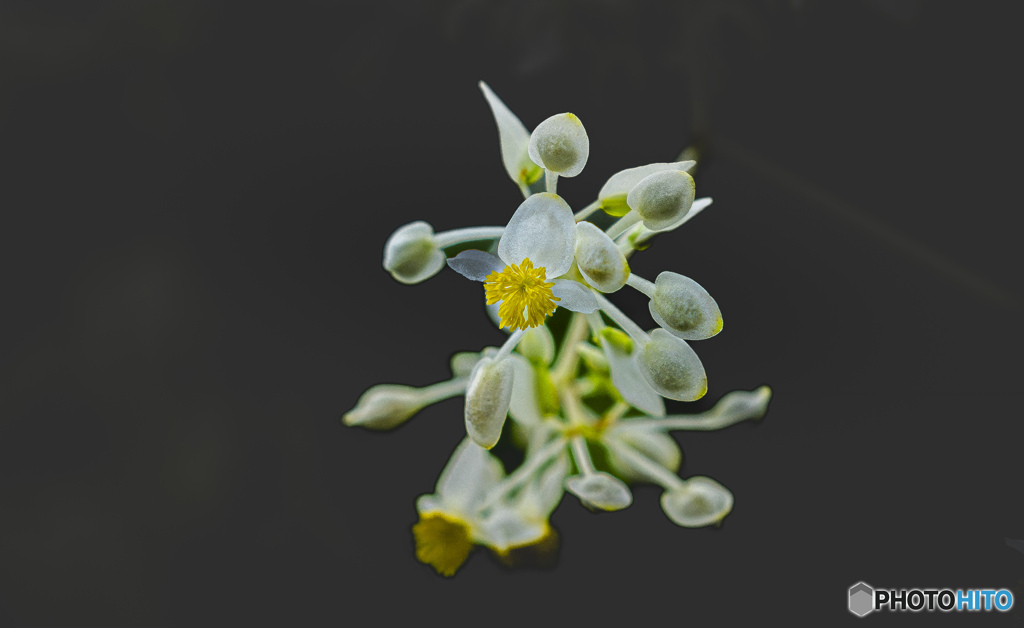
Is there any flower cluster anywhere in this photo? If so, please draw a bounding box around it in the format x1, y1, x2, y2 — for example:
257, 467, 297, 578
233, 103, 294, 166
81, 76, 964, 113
343, 81, 771, 576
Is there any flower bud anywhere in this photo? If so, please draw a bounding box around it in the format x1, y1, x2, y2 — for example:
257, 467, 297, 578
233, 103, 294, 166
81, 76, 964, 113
528, 113, 589, 177
464, 356, 515, 449
626, 170, 695, 231
574, 221, 630, 292
597, 160, 695, 217
649, 272, 723, 340
383, 221, 446, 284
517, 325, 555, 365
565, 472, 633, 511
660, 477, 733, 528
342, 384, 426, 430
637, 329, 707, 401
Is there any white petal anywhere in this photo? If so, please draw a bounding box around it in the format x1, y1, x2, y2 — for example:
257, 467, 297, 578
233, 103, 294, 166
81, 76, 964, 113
637, 329, 707, 402
479, 81, 537, 185
498, 193, 575, 277
598, 161, 696, 204
605, 429, 682, 483
464, 356, 515, 449
382, 221, 445, 285
519, 453, 569, 519
574, 221, 630, 292
599, 328, 665, 417
551, 279, 600, 313
476, 506, 547, 552
446, 249, 505, 281
660, 477, 734, 528
436, 438, 506, 516
342, 384, 425, 430
649, 272, 723, 340
528, 113, 590, 177
565, 472, 633, 511
507, 353, 542, 427
626, 170, 696, 232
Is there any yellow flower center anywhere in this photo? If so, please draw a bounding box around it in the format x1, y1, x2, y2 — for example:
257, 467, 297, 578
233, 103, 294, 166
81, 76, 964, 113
412, 512, 473, 577
483, 258, 559, 331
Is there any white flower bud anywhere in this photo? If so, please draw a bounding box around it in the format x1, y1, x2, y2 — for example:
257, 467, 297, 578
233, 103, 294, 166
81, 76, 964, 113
597, 161, 695, 217
565, 472, 633, 511
606, 428, 682, 483
516, 325, 555, 365
464, 356, 515, 449
626, 170, 695, 231
637, 329, 707, 401
660, 477, 733, 528
342, 384, 426, 430
649, 272, 723, 340
574, 221, 630, 293
382, 221, 446, 285
528, 113, 590, 177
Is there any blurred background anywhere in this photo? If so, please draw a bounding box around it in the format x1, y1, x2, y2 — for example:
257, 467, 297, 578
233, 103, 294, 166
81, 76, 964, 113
1, 0, 1022, 625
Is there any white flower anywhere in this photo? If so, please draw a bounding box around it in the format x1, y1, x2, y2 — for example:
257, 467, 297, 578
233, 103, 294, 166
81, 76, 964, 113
413, 437, 570, 576
413, 439, 504, 576
479, 81, 543, 195
447, 193, 599, 332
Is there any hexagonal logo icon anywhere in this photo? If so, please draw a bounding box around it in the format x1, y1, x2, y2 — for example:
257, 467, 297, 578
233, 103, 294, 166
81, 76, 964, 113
849, 582, 874, 617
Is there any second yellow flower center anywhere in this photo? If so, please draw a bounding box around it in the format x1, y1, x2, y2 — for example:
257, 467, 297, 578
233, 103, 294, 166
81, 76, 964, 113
484, 258, 559, 331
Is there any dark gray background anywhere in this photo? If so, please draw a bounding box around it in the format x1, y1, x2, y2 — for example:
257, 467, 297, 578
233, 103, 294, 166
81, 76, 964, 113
1, 1, 1021, 625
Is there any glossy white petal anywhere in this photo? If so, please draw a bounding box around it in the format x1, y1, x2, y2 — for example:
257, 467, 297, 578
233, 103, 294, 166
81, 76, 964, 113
436, 439, 506, 517
599, 328, 665, 417
565, 472, 633, 511
551, 279, 600, 313
598, 161, 696, 203
382, 221, 446, 284
508, 353, 542, 427
477, 507, 548, 552
626, 170, 696, 232
528, 113, 589, 177
498, 193, 576, 277
464, 356, 515, 449
574, 221, 630, 292
649, 272, 723, 340
479, 81, 536, 185
446, 249, 505, 282
660, 477, 734, 528
606, 428, 682, 482
342, 384, 425, 430
637, 329, 707, 402
522, 453, 570, 518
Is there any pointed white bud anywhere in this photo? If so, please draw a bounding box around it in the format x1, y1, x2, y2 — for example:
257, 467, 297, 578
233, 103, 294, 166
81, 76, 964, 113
626, 170, 695, 231
382, 221, 445, 285
464, 356, 515, 449
528, 113, 589, 177
342, 384, 426, 430
649, 272, 723, 340
637, 329, 707, 401
660, 477, 733, 528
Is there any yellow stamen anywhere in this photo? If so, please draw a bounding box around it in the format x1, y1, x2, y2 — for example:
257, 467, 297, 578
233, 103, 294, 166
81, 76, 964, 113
483, 258, 559, 331
412, 512, 473, 577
